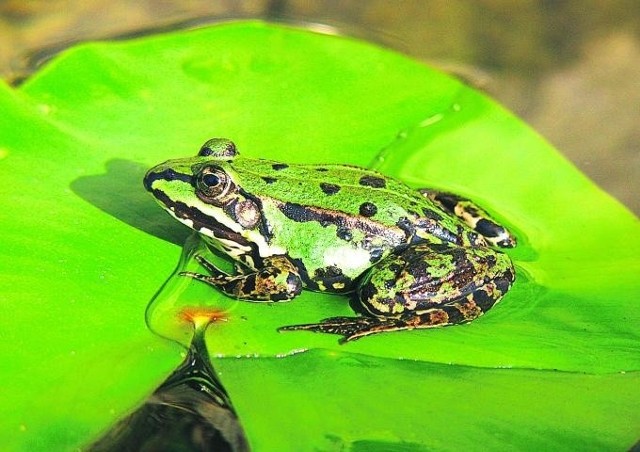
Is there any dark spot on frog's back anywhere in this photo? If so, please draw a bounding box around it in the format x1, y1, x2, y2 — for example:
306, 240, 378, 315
359, 202, 378, 217
320, 182, 341, 195
272, 163, 288, 171
262, 176, 277, 184
359, 175, 386, 189
315, 167, 328, 172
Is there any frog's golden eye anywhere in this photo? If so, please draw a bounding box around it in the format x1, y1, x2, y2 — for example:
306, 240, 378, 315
196, 165, 233, 203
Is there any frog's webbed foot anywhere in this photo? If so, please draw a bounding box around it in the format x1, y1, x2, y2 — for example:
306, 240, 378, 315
279, 316, 410, 342
181, 255, 303, 302
419, 189, 516, 248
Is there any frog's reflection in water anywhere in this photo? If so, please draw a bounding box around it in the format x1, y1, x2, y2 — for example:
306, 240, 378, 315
87, 311, 249, 452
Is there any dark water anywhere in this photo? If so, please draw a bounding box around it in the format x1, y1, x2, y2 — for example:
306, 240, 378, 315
88, 314, 249, 452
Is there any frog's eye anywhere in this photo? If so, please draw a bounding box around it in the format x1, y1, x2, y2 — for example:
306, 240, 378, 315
196, 165, 233, 203
198, 138, 238, 158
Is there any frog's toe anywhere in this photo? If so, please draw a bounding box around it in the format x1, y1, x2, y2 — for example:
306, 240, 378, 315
179, 270, 226, 285
279, 316, 403, 342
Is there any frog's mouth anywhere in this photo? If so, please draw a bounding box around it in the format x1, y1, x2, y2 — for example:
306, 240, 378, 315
148, 189, 249, 250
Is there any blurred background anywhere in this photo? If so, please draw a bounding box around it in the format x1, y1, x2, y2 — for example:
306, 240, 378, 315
1, 0, 638, 214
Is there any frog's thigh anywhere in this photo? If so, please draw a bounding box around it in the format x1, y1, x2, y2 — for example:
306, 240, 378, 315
419, 189, 516, 248
358, 244, 515, 326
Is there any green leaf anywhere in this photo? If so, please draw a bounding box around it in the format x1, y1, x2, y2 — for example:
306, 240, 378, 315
1, 21, 638, 450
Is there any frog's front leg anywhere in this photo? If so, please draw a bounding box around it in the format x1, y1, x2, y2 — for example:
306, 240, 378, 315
181, 254, 303, 302
419, 189, 516, 248
280, 243, 515, 341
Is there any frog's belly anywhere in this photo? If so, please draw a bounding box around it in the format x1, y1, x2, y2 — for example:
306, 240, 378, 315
295, 243, 389, 293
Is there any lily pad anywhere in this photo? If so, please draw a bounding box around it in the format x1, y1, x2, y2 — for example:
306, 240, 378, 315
0, 20, 638, 450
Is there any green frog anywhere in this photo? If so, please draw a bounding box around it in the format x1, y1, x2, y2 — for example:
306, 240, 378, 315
144, 138, 517, 341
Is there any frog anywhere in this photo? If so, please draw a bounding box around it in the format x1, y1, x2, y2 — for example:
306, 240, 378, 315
144, 138, 517, 341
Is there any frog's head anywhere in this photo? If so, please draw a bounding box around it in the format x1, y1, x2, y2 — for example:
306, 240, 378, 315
144, 138, 265, 243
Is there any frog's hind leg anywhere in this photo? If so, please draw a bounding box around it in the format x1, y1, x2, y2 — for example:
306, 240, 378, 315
279, 280, 511, 342
279, 300, 482, 342
419, 189, 516, 248
280, 244, 515, 342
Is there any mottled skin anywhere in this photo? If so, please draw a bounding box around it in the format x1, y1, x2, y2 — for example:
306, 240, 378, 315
144, 138, 517, 341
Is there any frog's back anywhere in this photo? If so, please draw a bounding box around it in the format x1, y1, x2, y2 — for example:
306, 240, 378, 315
231, 158, 454, 230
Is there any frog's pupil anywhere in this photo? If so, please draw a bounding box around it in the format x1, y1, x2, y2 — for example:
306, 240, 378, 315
359, 202, 378, 217
202, 173, 220, 187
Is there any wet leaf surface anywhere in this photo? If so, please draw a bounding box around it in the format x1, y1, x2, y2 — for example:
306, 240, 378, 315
0, 21, 638, 450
